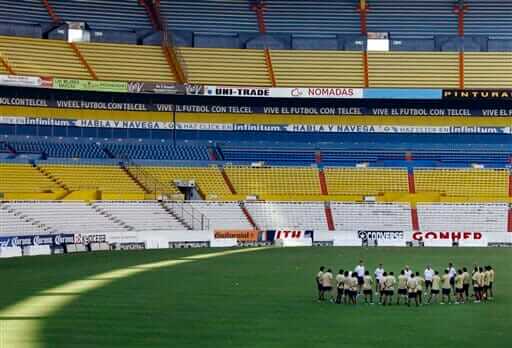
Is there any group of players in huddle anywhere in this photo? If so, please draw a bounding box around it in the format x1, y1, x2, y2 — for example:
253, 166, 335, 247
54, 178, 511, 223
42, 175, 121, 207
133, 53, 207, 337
316, 261, 495, 306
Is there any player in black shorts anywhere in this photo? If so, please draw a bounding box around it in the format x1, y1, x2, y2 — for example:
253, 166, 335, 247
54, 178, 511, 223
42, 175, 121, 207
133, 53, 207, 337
316, 266, 325, 301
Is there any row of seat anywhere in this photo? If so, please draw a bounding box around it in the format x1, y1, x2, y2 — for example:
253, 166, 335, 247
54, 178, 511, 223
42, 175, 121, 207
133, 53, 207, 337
1, 163, 510, 199
2, 35, 512, 87
1, 201, 509, 234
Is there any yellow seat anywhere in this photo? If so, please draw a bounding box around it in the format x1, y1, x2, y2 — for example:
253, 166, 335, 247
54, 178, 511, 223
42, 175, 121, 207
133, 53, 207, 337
414, 168, 509, 197
0, 36, 89, 79
0, 164, 60, 193
179, 47, 271, 86
324, 168, 409, 195
465, 52, 512, 88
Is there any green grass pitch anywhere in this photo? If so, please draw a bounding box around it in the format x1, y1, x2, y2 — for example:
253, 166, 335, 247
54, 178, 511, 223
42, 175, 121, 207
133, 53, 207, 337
0, 247, 511, 348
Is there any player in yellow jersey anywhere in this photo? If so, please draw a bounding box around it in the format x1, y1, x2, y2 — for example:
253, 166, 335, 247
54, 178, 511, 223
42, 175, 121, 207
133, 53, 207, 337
349, 273, 359, 304
441, 269, 452, 304
321, 269, 334, 302
454, 270, 465, 304
407, 273, 419, 307
488, 265, 495, 300
415, 272, 425, 305
316, 266, 325, 301
397, 270, 408, 305
477, 267, 486, 302
462, 267, 470, 301
383, 272, 396, 306
428, 271, 441, 304
335, 269, 345, 304
362, 271, 374, 304
483, 266, 491, 301
472, 266, 481, 303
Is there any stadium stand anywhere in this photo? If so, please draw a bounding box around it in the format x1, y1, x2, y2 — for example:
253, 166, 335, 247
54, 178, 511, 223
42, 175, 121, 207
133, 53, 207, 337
91, 201, 188, 230
180, 47, 270, 85
1, 201, 130, 234
0, 35, 89, 78
367, 52, 459, 88
0, 0, 50, 26
50, 0, 152, 32
324, 168, 409, 196
0, 203, 49, 235
106, 143, 209, 161
245, 201, 329, 230
186, 201, 253, 229
76, 42, 175, 82
465, 1, 512, 37
161, 0, 257, 33
416, 203, 509, 233
224, 165, 321, 198
330, 202, 413, 231
264, 0, 360, 35
11, 140, 107, 159
414, 168, 509, 198
143, 166, 232, 198
271, 50, 364, 87
464, 52, 512, 88
39, 163, 144, 195
0, 163, 62, 194
366, 0, 457, 36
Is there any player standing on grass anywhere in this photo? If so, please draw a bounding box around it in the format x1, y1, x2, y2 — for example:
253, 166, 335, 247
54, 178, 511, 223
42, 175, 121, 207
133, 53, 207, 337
343, 271, 352, 304
478, 266, 486, 302
455, 270, 465, 304
462, 267, 470, 301
483, 266, 491, 301
320, 269, 334, 302
404, 265, 412, 279
397, 270, 408, 305
354, 260, 365, 295
428, 270, 441, 304
448, 262, 457, 292
362, 271, 374, 304
407, 273, 419, 307
374, 264, 385, 295
472, 266, 481, 303
424, 265, 434, 292
350, 273, 359, 304
335, 269, 345, 304
316, 266, 325, 301
488, 265, 495, 300
383, 272, 396, 306
441, 269, 452, 304
415, 272, 425, 305
379, 272, 387, 304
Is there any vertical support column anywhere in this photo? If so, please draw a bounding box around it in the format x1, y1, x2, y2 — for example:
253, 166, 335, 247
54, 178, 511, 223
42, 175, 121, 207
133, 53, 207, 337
324, 202, 335, 231
251, 1, 277, 86
363, 51, 369, 88
358, 0, 368, 35
454, 1, 467, 89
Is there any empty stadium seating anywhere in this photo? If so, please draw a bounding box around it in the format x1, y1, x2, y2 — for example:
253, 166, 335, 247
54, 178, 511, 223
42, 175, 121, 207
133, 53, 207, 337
1, 201, 129, 234
143, 166, 231, 198
368, 52, 459, 88
180, 47, 270, 85
39, 163, 143, 193
106, 143, 209, 161
224, 165, 321, 197
331, 202, 413, 231
77, 41, 174, 82
324, 168, 409, 195
50, 0, 151, 32
0, 203, 49, 235
0, 163, 61, 193
186, 201, 252, 229
245, 201, 328, 230
367, 0, 457, 36
271, 50, 364, 87
465, 1, 512, 37
0, 35, 89, 78
414, 168, 509, 197
464, 53, 512, 88
264, 0, 359, 35
161, 0, 257, 33
92, 201, 187, 230
416, 203, 509, 233
0, 0, 49, 26
11, 140, 107, 159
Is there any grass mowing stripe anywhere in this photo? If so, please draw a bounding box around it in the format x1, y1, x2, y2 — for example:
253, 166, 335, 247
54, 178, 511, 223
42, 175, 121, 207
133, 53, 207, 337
0, 248, 268, 348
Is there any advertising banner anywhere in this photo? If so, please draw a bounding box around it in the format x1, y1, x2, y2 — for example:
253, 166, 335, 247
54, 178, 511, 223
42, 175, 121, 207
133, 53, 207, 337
0, 234, 75, 247
127, 81, 185, 94
214, 229, 259, 241
443, 90, 512, 100
0, 74, 52, 88
0, 116, 510, 135
204, 86, 364, 99
53, 78, 128, 93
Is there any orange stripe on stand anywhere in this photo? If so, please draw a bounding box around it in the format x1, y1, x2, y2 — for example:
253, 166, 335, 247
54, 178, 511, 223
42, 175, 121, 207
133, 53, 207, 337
69, 42, 97, 80
0, 55, 15, 75
264, 48, 277, 87
459, 51, 464, 89
363, 50, 369, 88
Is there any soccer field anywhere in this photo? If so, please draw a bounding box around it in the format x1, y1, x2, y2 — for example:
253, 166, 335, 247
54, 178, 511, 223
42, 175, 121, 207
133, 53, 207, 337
0, 247, 511, 348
